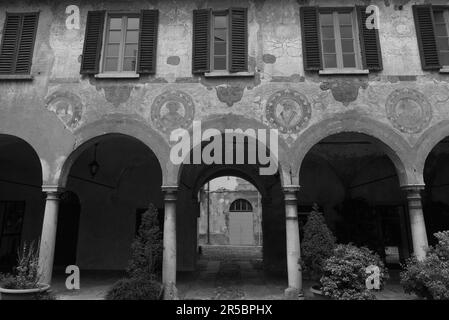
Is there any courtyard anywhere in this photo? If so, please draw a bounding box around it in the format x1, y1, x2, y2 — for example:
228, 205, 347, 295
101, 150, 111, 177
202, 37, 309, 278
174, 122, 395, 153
49, 245, 416, 300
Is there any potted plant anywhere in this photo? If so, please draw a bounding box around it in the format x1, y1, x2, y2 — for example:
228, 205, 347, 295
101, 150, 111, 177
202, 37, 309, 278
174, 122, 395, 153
400, 231, 449, 300
106, 204, 164, 300
0, 241, 51, 300
320, 244, 388, 300
301, 204, 336, 299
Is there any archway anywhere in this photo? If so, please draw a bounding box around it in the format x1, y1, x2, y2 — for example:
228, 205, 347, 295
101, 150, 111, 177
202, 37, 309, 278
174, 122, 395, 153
0, 134, 44, 271
176, 131, 285, 277
54, 133, 164, 273
198, 176, 262, 250
423, 136, 449, 246
299, 132, 411, 265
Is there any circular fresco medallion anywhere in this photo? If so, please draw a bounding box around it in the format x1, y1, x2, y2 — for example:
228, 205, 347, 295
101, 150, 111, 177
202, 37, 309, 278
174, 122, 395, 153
386, 88, 432, 134
265, 89, 311, 133
45, 91, 83, 129
151, 90, 195, 133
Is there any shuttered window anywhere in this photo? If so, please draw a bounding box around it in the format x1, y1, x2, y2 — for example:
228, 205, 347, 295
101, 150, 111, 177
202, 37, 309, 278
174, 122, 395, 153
80, 10, 158, 75
0, 12, 39, 75
301, 6, 382, 72
413, 4, 449, 70
192, 7, 247, 74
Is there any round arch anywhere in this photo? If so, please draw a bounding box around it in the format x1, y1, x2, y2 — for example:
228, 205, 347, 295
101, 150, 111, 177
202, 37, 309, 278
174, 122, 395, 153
173, 114, 288, 187
416, 120, 449, 176
292, 113, 413, 186
58, 115, 170, 187
0, 134, 43, 185
189, 166, 272, 199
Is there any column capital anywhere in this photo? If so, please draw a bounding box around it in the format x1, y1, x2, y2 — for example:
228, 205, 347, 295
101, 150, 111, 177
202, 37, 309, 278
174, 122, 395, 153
42, 185, 64, 198
162, 186, 178, 202
402, 184, 425, 198
283, 185, 301, 194
283, 185, 300, 205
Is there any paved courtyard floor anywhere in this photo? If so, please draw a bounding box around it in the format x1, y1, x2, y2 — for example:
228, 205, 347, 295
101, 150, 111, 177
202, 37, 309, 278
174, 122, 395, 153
49, 245, 417, 300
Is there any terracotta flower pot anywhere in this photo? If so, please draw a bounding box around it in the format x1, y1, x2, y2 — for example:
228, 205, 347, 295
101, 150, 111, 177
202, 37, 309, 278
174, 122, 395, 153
0, 284, 50, 300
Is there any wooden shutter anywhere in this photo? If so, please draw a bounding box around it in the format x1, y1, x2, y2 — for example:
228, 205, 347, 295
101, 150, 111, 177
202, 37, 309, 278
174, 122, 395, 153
0, 12, 39, 75
229, 7, 248, 72
413, 4, 441, 70
80, 11, 105, 74
300, 6, 322, 71
356, 6, 383, 71
137, 10, 158, 74
192, 9, 211, 73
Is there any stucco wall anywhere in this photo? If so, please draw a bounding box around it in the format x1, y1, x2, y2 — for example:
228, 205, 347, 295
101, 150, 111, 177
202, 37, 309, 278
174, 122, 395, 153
2, 0, 449, 271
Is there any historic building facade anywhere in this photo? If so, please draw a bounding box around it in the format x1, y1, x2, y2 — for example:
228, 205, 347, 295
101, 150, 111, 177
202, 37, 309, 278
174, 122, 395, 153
1, 0, 449, 299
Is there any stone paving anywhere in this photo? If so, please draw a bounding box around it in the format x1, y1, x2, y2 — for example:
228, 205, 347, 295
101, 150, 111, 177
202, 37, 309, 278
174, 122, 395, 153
49, 245, 417, 300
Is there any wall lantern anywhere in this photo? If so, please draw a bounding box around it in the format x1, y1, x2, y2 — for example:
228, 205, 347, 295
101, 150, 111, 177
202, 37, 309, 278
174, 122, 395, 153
88, 143, 100, 178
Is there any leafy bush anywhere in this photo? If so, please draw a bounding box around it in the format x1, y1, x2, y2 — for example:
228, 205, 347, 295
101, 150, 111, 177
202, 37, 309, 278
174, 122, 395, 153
0, 241, 40, 289
400, 231, 449, 300
106, 204, 163, 300
106, 278, 162, 300
320, 244, 388, 300
301, 204, 336, 281
127, 204, 163, 280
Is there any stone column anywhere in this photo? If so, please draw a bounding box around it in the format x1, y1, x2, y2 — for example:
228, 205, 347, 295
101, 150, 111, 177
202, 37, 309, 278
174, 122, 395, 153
283, 185, 303, 300
162, 186, 178, 299
38, 186, 63, 285
403, 185, 428, 260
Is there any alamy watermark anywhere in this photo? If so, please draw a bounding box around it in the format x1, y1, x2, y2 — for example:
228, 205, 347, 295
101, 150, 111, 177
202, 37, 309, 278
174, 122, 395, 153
169, 121, 279, 176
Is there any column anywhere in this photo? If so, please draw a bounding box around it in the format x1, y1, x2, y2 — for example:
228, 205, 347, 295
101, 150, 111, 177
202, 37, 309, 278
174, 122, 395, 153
162, 186, 178, 299
283, 185, 303, 300
403, 185, 428, 260
38, 186, 63, 285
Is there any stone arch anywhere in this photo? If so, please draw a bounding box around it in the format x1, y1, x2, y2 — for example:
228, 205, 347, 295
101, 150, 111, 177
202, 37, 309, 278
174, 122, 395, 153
415, 120, 449, 177
58, 115, 170, 187
292, 113, 414, 186
190, 166, 271, 199
172, 114, 289, 186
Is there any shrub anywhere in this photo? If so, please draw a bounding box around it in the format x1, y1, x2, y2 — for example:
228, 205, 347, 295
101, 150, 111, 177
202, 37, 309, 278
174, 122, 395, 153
106, 278, 162, 300
320, 244, 388, 300
301, 204, 336, 281
106, 204, 163, 300
0, 241, 40, 289
127, 204, 163, 280
400, 231, 449, 300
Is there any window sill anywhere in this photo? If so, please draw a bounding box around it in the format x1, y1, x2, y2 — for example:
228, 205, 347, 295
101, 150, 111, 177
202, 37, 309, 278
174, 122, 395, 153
204, 71, 255, 78
0, 74, 34, 80
95, 73, 140, 79
439, 67, 449, 74
319, 69, 369, 75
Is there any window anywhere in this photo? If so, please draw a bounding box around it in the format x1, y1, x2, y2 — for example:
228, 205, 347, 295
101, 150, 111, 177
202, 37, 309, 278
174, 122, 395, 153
212, 12, 228, 71
192, 8, 248, 74
80, 10, 158, 76
413, 5, 449, 70
103, 14, 140, 73
0, 12, 39, 77
230, 199, 253, 212
301, 6, 382, 72
320, 10, 360, 69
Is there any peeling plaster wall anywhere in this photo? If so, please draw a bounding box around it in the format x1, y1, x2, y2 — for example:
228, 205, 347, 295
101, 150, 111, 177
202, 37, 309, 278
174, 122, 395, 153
3, 0, 449, 270
2, 0, 449, 185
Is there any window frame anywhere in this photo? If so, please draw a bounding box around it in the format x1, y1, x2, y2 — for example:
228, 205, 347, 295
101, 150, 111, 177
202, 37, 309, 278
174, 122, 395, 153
318, 7, 363, 72
230, 199, 253, 212
99, 12, 141, 76
210, 10, 229, 72
0, 12, 39, 79
433, 8, 449, 67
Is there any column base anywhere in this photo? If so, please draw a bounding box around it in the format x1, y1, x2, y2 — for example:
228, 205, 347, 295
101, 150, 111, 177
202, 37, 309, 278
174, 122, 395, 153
163, 282, 179, 300
284, 287, 304, 300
